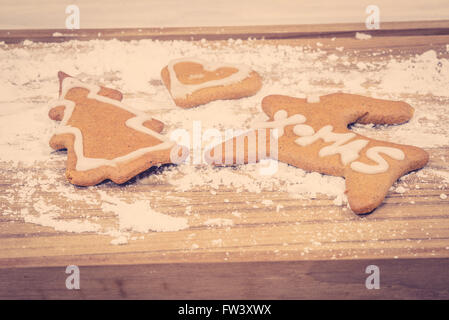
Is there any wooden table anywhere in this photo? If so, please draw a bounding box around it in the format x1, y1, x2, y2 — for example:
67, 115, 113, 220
0, 21, 448, 299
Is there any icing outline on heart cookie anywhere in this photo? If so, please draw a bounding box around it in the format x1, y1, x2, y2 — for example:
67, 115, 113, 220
167, 58, 252, 99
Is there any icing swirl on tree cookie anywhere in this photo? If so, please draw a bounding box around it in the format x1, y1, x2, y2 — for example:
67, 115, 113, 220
48, 77, 175, 171
254, 110, 405, 174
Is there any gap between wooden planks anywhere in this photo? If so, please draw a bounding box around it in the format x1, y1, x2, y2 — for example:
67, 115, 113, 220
0, 22, 448, 299
1, 20, 449, 43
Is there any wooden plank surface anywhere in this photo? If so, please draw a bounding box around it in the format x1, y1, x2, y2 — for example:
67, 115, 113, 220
2, 259, 448, 299
0, 22, 448, 299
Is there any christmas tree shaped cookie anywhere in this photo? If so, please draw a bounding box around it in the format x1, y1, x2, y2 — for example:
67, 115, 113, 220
48, 72, 187, 186
205, 93, 429, 214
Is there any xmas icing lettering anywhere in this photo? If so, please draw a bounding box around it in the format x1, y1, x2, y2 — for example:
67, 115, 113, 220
255, 110, 405, 174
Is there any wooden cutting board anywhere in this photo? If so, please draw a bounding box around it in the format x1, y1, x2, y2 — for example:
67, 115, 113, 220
0, 21, 448, 299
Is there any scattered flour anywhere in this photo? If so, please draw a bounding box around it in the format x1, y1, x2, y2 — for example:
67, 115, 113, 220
153, 162, 347, 202
395, 186, 407, 194
110, 235, 129, 245
203, 218, 234, 227
0, 38, 448, 245
231, 211, 241, 217
261, 199, 273, 206
211, 239, 224, 247
99, 191, 188, 233
275, 204, 284, 213
355, 32, 372, 40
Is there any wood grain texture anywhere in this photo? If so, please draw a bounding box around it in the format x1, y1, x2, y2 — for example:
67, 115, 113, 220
0, 22, 448, 299
1, 259, 448, 300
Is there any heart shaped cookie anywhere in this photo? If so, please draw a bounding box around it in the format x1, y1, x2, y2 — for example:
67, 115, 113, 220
161, 58, 262, 108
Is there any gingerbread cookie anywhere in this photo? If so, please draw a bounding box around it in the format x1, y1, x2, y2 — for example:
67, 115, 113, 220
161, 58, 262, 108
205, 93, 429, 214
48, 71, 188, 186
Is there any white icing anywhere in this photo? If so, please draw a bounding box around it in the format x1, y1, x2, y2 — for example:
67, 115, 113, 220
188, 73, 205, 80
254, 109, 405, 174
296, 125, 369, 165
253, 110, 306, 137
49, 77, 175, 172
293, 124, 315, 136
350, 146, 405, 174
167, 58, 251, 99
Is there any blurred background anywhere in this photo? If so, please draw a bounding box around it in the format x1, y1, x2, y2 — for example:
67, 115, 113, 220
1, 0, 448, 29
